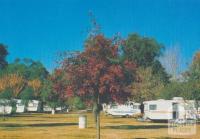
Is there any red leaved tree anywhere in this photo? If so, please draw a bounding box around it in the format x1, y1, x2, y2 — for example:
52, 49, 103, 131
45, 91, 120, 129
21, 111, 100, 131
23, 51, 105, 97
62, 35, 136, 139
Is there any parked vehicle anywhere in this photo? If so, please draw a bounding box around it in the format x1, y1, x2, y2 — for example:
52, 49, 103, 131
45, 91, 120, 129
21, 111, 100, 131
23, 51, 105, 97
43, 105, 68, 113
27, 100, 41, 112
143, 97, 197, 121
15, 99, 26, 113
0, 99, 12, 115
104, 101, 141, 117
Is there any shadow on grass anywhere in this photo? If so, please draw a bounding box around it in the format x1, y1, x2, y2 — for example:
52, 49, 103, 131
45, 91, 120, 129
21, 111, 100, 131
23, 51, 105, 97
0, 122, 78, 128
105, 125, 168, 130
154, 137, 184, 139
125, 136, 184, 139
8, 114, 40, 118
132, 138, 147, 139
133, 137, 184, 139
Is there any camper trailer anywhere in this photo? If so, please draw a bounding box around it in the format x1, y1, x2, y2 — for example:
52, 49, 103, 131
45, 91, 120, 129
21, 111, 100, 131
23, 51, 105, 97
43, 105, 52, 112
143, 97, 197, 121
27, 100, 41, 112
15, 99, 26, 113
0, 99, 12, 115
43, 105, 68, 115
105, 101, 141, 117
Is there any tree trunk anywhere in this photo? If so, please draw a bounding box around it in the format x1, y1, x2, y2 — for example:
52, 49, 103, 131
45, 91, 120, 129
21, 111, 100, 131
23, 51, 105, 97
96, 111, 100, 139
3, 105, 5, 121
93, 94, 101, 139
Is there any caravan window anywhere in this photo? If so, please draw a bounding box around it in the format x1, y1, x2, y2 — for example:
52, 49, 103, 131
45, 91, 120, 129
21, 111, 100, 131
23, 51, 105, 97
133, 105, 139, 109
149, 104, 157, 110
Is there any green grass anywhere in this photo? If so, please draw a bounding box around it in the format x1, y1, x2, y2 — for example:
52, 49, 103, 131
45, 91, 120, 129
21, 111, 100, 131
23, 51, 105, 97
0, 113, 199, 139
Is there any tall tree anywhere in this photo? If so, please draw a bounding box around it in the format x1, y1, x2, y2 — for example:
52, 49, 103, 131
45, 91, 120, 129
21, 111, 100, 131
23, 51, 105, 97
131, 67, 164, 102
28, 79, 42, 97
123, 34, 169, 83
160, 45, 181, 80
0, 44, 8, 69
188, 51, 200, 80
63, 35, 136, 139
161, 51, 200, 101
184, 51, 200, 100
0, 59, 49, 101
0, 74, 25, 98
41, 69, 68, 114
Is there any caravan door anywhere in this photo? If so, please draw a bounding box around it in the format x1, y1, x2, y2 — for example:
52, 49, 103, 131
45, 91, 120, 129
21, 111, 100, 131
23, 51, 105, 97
172, 103, 179, 119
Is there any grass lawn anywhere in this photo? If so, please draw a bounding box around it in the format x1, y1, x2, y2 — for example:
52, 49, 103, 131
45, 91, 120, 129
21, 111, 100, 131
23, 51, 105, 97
0, 112, 199, 139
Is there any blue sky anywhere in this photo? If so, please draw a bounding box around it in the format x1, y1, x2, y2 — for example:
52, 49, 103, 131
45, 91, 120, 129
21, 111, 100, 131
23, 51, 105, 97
0, 0, 200, 72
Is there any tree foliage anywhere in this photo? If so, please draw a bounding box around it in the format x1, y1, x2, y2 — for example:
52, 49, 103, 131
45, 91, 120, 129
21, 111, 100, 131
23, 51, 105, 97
0, 74, 25, 97
0, 44, 8, 69
131, 67, 164, 102
62, 34, 137, 139
41, 69, 68, 109
64, 35, 137, 104
123, 34, 169, 83
181, 51, 200, 100
0, 59, 49, 100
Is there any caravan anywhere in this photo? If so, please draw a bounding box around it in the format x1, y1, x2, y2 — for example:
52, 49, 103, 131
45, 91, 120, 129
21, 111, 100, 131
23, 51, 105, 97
143, 97, 197, 121
0, 99, 12, 115
104, 101, 141, 117
27, 100, 41, 112
15, 99, 26, 113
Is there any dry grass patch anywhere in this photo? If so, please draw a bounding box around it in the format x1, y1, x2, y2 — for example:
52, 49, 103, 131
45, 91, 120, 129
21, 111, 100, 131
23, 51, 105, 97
0, 113, 199, 139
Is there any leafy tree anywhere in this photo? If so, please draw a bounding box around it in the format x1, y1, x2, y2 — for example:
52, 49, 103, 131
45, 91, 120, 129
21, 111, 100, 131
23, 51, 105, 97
0, 89, 13, 99
28, 61, 49, 80
28, 79, 42, 97
188, 51, 200, 81
41, 70, 67, 114
0, 59, 48, 80
159, 81, 183, 99
123, 34, 169, 83
19, 87, 35, 101
0, 44, 8, 69
67, 96, 86, 110
159, 51, 200, 100
0, 59, 49, 101
63, 35, 136, 139
182, 51, 200, 100
0, 74, 25, 98
131, 67, 164, 102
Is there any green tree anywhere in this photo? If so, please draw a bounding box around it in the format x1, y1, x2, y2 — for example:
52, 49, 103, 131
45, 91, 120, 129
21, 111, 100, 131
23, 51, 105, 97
0, 59, 49, 101
131, 67, 164, 102
0, 44, 8, 69
123, 34, 169, 83
182, 51, 200, 100
67, 96, 85, 110
0, 59, 48, 80
41, 70, 67, 114
159, 51, 200, 101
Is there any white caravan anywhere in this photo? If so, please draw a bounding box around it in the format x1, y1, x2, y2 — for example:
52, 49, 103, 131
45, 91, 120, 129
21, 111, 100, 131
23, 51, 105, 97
143, 97, 197, 121
27, 100, 41, 112
43, 105, 68, 113
104, 101, 141, 117
43, 105, 52, 112
15, 99, 26, 113
0, 99, 12, 115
